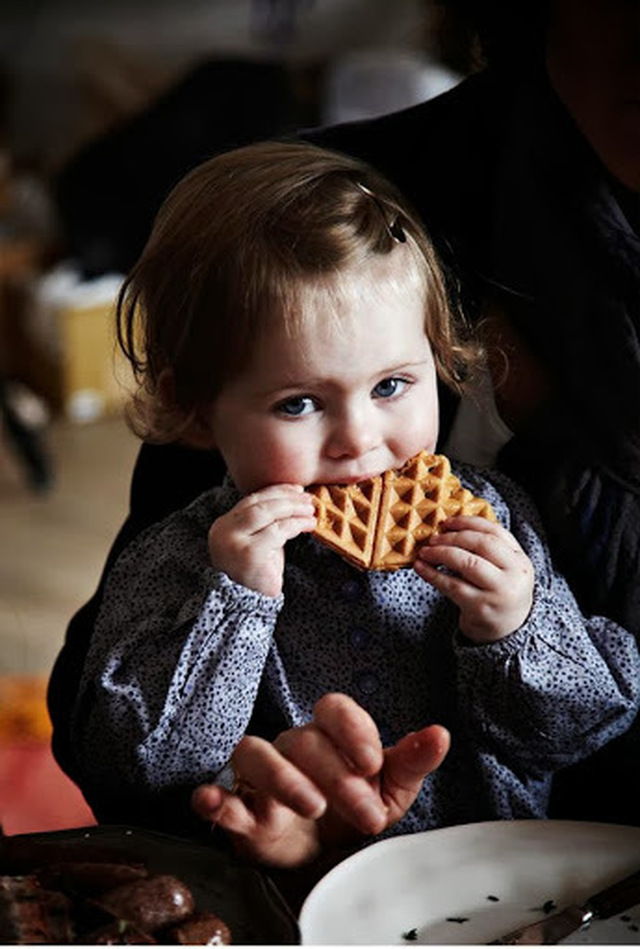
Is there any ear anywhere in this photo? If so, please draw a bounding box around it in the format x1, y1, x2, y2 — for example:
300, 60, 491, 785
179, 413, 217, 451
157, 368, 217, 450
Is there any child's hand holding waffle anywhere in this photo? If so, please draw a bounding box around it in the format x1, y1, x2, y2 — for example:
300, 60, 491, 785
414, 511, 534, 642
208, 484, 317, 598
310, 450, 534, 642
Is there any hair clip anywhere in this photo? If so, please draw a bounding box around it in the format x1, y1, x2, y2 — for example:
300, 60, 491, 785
354, 181, 407, 243
388, 218, 407, 243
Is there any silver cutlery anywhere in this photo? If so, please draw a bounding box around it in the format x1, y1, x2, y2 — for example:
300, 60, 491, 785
489, 865, 640, 944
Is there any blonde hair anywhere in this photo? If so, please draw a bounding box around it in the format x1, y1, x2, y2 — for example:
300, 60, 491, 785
116, 140, 478, 442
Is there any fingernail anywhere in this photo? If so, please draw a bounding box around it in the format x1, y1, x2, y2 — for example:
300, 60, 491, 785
346, 743, 381, 776
295, 788, 326, 818
357, 799, 387, 834
359, 744, 382, 773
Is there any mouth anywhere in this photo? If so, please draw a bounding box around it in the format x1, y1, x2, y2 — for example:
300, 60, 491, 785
338, 471, 382, 485
312, 450, 432, 488
308, 469, 383, 488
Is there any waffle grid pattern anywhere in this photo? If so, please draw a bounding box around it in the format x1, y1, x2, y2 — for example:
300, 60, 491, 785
310, 452, 496, 571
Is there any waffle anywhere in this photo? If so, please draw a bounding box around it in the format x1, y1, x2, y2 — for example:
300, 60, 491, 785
309, 451, 496, 570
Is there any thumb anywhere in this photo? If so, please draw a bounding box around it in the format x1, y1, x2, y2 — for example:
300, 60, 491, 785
381, 725, 450, 812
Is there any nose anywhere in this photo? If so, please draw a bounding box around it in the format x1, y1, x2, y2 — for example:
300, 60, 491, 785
325, 404, 380, 460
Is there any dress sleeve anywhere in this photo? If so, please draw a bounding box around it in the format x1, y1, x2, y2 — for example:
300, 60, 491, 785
71, 491, 283, 800
453, 466, 640, 773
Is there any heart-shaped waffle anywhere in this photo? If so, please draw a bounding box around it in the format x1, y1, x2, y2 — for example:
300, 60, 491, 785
308, 451, 496, 570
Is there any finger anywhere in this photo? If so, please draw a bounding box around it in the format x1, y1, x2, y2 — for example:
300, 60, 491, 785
438, 515, 504, 536
244, 483, 307, 501
414, 558, 493, 615
416, 543, 500, 591
233, 494, 316, 536
233, 735, 327, 819
414, 560, 461, 601
236, 482, 312, 507
191, 782, 260, 836
381, 725, 450, 813
276, 720, 388, 835
253, 512, 317, 546
427, 525, 520, 571
438, 517, 529, 563
313, 692, 383, 775
191, 782, 226, 821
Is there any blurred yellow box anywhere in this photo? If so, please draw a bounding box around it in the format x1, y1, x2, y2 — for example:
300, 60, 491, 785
57, 301, 132, 422
14, 266, 134, 422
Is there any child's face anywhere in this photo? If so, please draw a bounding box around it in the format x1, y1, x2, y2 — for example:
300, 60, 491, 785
209, 250, 440, 493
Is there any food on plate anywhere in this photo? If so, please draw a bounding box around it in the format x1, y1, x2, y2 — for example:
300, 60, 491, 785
309, 450, 496, 570
165, 910, 231, 945
94, 875, 195, 932
0, 875, 73, 944
0, 836, 231, 944
37, 861, 148, 895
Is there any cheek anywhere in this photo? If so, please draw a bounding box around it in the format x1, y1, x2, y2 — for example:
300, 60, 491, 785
392, 396, 439, 458
411, 380, 440, 445
238, 426, 315, 490
412, 409, 439, 451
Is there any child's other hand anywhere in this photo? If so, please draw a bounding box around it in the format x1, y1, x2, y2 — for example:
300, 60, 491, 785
414, 515, 534, 642
191, 693, 450, 868
208, 484, 316, 597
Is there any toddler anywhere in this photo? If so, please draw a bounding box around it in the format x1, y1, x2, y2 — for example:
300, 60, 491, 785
72, 141, 639, 867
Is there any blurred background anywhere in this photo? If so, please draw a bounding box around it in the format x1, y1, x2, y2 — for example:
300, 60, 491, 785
0, 0, 468, 831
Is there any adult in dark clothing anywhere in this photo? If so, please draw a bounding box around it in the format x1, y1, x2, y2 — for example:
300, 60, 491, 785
48, 0, 640, 829
54, 59, 301, 278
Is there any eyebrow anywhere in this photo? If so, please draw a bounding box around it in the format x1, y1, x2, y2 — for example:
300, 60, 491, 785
258, 359, 433, 398
379, 359, 432, 374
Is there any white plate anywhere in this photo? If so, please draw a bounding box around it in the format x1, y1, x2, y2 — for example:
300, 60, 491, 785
299, 820, 640, 945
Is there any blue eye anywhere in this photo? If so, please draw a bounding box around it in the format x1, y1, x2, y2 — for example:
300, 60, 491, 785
373, 377, 408, 399
276, 395, 317, 417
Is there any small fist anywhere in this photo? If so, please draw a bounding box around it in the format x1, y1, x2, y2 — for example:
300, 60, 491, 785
415, 515, 534, 641
208, 484, 316, 596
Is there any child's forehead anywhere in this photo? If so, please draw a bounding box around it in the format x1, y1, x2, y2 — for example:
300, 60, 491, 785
255, 252, 431, 368
292, 246, 427, 316
244, 300, 432, 394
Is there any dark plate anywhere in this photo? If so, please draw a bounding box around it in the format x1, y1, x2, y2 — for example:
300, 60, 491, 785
13, 824, 299, 944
